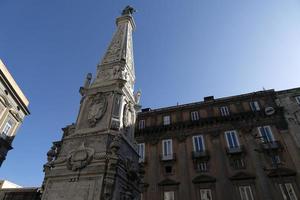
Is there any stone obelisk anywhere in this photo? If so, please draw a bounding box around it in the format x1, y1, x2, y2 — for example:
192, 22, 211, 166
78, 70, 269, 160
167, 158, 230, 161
41, 6, 141, 200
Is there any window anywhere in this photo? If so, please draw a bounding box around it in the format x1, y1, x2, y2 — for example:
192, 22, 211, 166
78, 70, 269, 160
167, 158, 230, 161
220, 106, 230, 116
164, 191, 175, 200
258, 126, 274, 143
225, 130, 239, 148
165, 166, 173, 174
200, 189, 212, 200
191, 111, 200, 121
195, 161, 208, 172
193, 135, 205, 152
162, 139, 173, 160
271, 155, 281, 166
279, 183, 298, 200
239, 186, 254, 200
2, 120, 13, 136
163, 115, 171, 125
137, 143, 145, 163
139, 120, 145, 129
250, 101, 260, 111
295, 96, 300, 105
232, 158, 246, 169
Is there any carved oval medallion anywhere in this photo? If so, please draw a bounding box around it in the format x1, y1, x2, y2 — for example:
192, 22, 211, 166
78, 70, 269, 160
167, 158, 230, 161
88, 93, 108, 127
67, 143, 94, 171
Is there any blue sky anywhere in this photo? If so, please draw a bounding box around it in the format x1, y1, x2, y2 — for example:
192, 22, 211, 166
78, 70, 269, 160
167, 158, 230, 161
0, 0, 300, 187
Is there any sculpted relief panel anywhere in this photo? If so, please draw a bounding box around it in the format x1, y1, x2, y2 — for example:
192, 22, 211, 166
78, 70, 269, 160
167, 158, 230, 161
66, 142, 94, 171
88, 93, 108, 127
102, 24, 126, 64
43, 177, 102, 200
126, 25, 134, 71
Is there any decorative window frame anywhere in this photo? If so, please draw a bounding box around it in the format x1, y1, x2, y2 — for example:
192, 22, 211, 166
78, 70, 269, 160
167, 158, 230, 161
294, 96, 300, 105
192, 135, 205, 152
1, 114, 17, 137
191, 111, 200, 121
137, 143, 145, 163
238, 185, 254, 200
192, 175, 216, 200
162, 139, 173, 160
271, 176, 300, 200
230, 177, 257, 200
220, 106, 230, 116
225, 130, 240, 148
257, 125, 275, 143
158, 179, 180, 200
199, 188, 213, 200
139, 119, 145, 129
163, 115, 171, 125
279, 183, 298, 200
249, 101, 260, 111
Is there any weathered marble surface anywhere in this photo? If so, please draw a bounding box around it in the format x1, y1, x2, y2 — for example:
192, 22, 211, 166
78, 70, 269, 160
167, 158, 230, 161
41, 6, 141, 200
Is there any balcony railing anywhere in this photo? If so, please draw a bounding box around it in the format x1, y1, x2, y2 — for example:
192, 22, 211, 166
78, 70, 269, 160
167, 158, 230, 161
261, 140, 282, 150
160, 153, 176, 161
192, 150, 209, 159
226, 145, 244, 154
138, 157, 147, 164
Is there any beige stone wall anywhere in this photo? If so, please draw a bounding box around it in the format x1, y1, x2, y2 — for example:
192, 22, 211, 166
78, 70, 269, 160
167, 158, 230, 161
0, 59, 30, 166
0, 59, 29, 107
0, 180, 22, 189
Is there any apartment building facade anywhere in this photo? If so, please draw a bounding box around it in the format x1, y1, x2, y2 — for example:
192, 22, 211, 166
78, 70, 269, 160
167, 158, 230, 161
136, 89, 299, 200
0, 59, 30, 166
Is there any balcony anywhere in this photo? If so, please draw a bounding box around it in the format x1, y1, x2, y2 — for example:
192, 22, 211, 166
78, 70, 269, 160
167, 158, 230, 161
138, 157, 147, 164
192, 150, 209, 160
0, 135, 13, 150
160, 153, 176, 161
0, 133, 8, 140
261, 141, 282, 150
226, 146, 244, 154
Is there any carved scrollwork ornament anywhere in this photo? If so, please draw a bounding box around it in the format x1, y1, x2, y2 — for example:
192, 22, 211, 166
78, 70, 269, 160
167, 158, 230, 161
66, 142, 94, 171
111, 119, 121, 130
125, 159, 139, 182
109, 135, 121, 155
87, 93, 108, 127
62, 123, 75, 137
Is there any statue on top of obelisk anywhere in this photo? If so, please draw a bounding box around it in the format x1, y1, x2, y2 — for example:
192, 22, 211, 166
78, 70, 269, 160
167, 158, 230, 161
122, 5, 136, 15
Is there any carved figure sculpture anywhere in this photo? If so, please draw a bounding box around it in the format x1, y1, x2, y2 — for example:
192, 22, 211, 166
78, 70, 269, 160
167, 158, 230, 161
122, 5, 136, 15
47, 145, 57, 163
84, 73, 92, 88
134, 90, 141, 104
123, 103, 132, 127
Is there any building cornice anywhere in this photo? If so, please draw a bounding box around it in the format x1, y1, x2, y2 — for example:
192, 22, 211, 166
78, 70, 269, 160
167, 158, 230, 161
0, 60, 30, 115
138, 90, 275, 116
135, 107, 287, 139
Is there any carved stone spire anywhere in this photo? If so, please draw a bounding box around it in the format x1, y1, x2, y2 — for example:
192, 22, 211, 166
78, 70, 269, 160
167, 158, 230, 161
41, 7, 141, 200
75, 7, 138, 135
93, 7, 136, 93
